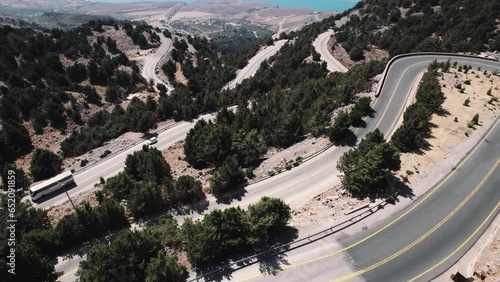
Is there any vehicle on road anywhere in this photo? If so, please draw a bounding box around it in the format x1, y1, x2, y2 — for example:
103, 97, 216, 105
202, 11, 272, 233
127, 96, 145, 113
29, 171, 74, 201
147, 136, 158, 145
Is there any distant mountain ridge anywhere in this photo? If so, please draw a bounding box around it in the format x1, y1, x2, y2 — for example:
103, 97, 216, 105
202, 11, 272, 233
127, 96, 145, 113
0, 0, 336, 35
0, 0, 88, 11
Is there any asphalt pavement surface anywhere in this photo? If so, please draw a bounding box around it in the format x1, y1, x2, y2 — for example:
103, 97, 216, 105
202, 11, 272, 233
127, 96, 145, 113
313, 30, 348, 73
140, 32, 173, 91
224, 39, 288, 90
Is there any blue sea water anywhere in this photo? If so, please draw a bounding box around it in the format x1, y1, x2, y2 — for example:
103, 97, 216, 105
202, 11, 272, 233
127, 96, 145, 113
88, 0, 358, 12
238, 0, 358, 11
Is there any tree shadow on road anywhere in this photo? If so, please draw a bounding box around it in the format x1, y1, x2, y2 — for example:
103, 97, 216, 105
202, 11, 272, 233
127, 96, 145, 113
173, 195, 210, 216
58, 231, 121, 262
214, 183, 249, 205
254, 227, 298, 275
193, 264, 235, 282
192, 227, 298, 281
332, 131, 358, 148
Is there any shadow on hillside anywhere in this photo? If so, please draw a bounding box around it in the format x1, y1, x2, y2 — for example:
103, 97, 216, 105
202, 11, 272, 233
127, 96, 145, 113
410, 122, 439, 155
393, 178, 415, 200
435, 108, 451, 117
412, 142, 433, 155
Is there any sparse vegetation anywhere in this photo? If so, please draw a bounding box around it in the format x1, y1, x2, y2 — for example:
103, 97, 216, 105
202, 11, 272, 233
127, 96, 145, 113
472, 113, 479, 124
99, 150, 111, 158
463, 98, 471, 106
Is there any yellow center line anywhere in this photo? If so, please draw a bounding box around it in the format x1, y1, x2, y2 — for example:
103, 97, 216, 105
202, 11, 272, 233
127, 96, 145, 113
372, 64, 410, 130
330, 159, 499, 282
237, 118, 498, 281
57, 267, 78, 280
409, 201, 500, 282
383, 66, 428, 140
239, 159, 337, 203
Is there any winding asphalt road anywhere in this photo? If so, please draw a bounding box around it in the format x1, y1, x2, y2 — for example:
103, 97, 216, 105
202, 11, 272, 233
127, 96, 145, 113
140, 32, 173, 92
55, 54, 500, 281
37, 114, 213, 210
224, 55, 500, 281
313, 29, 348, 73
224, 39, 288, 90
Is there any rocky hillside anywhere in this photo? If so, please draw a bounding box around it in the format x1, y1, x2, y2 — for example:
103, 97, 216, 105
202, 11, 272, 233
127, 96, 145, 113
332, 0, 500, 60
0, 20, 163, 183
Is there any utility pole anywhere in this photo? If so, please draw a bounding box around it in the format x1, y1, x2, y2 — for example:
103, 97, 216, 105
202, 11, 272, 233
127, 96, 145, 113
65, 191, 76, 210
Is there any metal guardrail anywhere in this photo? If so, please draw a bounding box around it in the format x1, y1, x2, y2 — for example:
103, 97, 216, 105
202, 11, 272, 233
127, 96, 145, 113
84, 53, 498, 179
188, 196, 393, 281
244, 144, 333, 187
375, 52, 500, 97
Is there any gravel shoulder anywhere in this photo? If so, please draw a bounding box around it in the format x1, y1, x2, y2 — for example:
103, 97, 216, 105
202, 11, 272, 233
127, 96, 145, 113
434, 214, 500, 282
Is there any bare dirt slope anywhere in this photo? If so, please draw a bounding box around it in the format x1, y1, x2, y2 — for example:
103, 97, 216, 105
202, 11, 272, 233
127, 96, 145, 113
396, 67, 499, 186
15, 23, 162, 174
471, 220, 500, 281
162, 140, 212, 193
